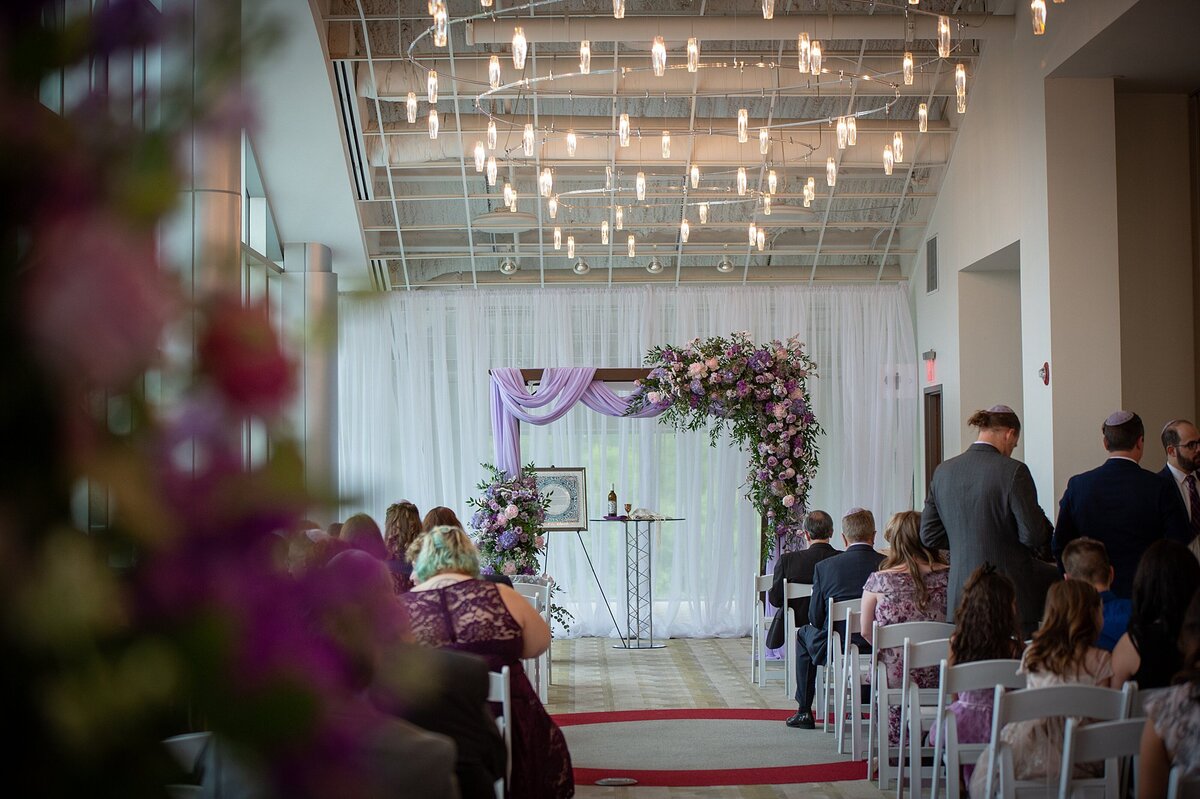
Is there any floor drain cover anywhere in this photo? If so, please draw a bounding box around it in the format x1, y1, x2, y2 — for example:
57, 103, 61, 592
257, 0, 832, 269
595, 777, 639, 786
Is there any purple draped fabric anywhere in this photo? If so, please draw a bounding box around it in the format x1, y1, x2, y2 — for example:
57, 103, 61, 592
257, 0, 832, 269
490, 366, 666, 476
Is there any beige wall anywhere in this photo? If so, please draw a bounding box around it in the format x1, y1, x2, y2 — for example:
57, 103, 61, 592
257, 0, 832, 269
1115, 93, 1195, 470
959, 269, 1025, 460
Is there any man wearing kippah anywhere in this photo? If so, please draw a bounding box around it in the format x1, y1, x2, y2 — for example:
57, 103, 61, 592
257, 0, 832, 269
1158, 419, 1200, 563
921, 405, 1057, 634
1052, 411, 1192, 598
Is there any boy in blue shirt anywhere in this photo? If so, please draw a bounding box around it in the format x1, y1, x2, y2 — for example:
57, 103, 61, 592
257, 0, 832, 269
1062, 537, 1131, 651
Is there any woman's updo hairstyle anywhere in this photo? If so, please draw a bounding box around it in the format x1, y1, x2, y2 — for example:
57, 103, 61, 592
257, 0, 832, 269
407, 525, 480, 583
967, 404, 1021, 434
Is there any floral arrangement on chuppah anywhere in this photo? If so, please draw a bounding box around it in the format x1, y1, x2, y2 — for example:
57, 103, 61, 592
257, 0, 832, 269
467, 463, 573, 628
628, 332, 823, 558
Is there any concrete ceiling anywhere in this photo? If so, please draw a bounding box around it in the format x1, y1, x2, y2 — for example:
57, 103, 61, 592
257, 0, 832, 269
314, 0, 1012, 289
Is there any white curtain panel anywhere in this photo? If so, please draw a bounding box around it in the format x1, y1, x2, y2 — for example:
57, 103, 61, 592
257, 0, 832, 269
337, 284, 918, 638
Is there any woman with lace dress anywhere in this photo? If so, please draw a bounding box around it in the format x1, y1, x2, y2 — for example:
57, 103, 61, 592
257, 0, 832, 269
860, 510, 950, 744
968, 580, 1113, 798
398, 525, 574, 799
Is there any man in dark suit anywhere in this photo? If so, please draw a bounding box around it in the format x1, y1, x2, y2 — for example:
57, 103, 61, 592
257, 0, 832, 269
785, 508, 884, 730
921, 405, 1058, 633
1053, 411, 1192, 598
765, 510, 841, 650
1158, 419, 1200, 544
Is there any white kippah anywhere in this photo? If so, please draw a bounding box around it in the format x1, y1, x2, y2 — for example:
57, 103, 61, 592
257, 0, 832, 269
987, 404, 1015, 414
1105, 410, 1135, 426
846, 506, 867, 516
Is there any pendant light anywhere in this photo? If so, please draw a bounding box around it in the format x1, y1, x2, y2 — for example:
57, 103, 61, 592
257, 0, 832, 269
615, 206, 624, 230
567, 235, 575, 259
406, 92, 417, 124
798, 32, 810, 73
826, 157, 836, 187
651, 36, 667, 77
601, 220, 609, 245
433, 2, 447, 47
762, 0, 774, 20
847, 116, 857, 145
428, 108, 439, 139
883, 144, 894, 175
489, 55, 501, 89
748, 222, 757, 246
487, 119, 497, 150
627, 234, 636, 258
502, 181, 514, 208
548, 195, 558, 219
566, 130, 577, 157
687, 38, 700, 73
759, 127, 770, 155
756, 228, 765, 251
690, 165, 700, 189
427, 70, 438, 104
737, 109, 748, 143
512, 27, 527, 69
486, 156, 497, 186
810, 41, 822, 75
893, 132, 904, 163
955, 63, 967, 113
737, 167, 747, 196
918, 103, 929, 133
539, 167, 553, 197
837, 116, 848, 150
523, 123, 535, 156
662, 130, 671, 159
613, 0, 624, 19
480, 0, 492, 7
619, 113, 630, 147
636, 171, 646, 201
1031, 0, 1046, 35
768, 169, 778, 194
680, 217, 690, 243
580, 40, 591, 74
473, 141, 485, 172
763, 194, 771, 215
698, 202, 709, 224
553, 227, 562, 250
937, 16, 952, 58
903, 51, 914, 86
605, 165, 613, 189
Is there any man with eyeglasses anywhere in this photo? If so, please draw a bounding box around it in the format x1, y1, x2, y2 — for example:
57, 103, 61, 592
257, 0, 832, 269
1053, 411, 1192, 597
1159, 419, 1200, 554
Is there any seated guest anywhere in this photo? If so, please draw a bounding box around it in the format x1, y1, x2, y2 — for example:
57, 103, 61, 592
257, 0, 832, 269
1112, 539, 1200, 689
423, 506, 464, 531
969, 580, 1113, 796
860, 510, 950, 744
341, 513, 389, 561
765, 510, 841, 650
326, 521, 343, 539
933, 565, 1024, 787
786, 507, 885, 730
1062, 537, 1130, 651
1139, 589, 1200, 796
399, 526, 573, 799
384, 500, 422, 593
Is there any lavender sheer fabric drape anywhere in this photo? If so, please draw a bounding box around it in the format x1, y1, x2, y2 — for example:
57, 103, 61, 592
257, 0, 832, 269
490, 366, 664, 476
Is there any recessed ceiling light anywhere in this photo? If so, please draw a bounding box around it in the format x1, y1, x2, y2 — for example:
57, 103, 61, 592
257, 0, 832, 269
716, 256, 735, 273
646, 257, 664, 274
572, 258, 591, 275
499, 257, 519, 275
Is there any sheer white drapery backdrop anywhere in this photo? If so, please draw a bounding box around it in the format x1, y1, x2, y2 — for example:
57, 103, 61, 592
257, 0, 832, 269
338, 285, 918, 638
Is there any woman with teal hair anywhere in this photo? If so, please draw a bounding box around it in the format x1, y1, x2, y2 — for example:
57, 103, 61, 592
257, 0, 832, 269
399, 526, 573, 799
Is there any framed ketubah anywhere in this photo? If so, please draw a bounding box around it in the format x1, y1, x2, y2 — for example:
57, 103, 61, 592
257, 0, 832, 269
531, 467, 588, 532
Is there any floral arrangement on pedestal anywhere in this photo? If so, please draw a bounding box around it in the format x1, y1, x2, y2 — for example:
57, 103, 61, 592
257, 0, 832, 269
467, 463, 573, 629
628, 332, 822, 557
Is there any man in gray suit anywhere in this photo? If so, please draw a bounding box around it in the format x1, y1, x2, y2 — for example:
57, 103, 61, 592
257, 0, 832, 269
920, 405, 1057, 632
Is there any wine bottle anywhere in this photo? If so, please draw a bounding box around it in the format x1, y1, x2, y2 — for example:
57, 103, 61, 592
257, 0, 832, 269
608, 484, 618, 517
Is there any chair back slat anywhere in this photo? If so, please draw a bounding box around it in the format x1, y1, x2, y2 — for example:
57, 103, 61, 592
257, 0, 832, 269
1064, 717, 1144, 763
994, 684, 1129, 728
875, 620, 956, 651
905, 637, 951, 672
942, 658, 1023, 695
755, 573, 773, 593
784, 581, 813, 600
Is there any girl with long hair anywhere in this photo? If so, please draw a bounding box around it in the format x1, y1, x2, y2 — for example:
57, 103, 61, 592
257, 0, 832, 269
860, 510, 951, 743
969, 579, 1112, 796
1138, 588, 1200, 795
383, 500, 422, 593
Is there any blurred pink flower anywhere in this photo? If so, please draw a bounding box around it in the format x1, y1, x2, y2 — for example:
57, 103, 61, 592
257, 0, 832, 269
24, 210, 176, 389
199, 296, 294, 415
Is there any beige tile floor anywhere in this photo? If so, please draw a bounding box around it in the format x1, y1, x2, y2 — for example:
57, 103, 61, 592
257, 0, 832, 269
545, 638, 889, 799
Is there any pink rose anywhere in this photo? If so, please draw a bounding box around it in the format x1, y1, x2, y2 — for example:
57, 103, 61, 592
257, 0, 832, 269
706, 357, 719, 370
647, 390, 663, 404
535, 536, 545, 548
782, 494, 796, 507
503, 561, 517, 576
504, 504, 519, 519
687, 362, 706, 378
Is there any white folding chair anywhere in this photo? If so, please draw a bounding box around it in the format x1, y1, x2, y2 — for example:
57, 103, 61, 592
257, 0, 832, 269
820, 596, 843, 734
896, 636, 952, 799
930, 658, 1023, 799
782, 579, 813, 698
981, 682, 1134, 799
1058, 717, 1144, 799
514, 581, 551, 702
1130, 684, 1168, 717
163, 732, 211, 774
867, 621, 954, 789
1168, 765, 1200, 799
751, 573, 788, 688
488, 667, 512, 797
835, 599, 867, 757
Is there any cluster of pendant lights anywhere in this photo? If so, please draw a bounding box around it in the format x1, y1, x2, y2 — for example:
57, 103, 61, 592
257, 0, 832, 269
421, 0, 980, 270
